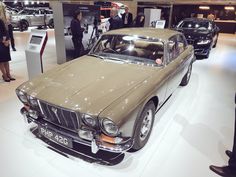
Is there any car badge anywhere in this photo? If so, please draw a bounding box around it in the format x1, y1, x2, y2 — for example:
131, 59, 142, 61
51, 107, 61, 123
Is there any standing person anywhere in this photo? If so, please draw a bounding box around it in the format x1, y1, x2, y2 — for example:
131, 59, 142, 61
6, 14, 16, 51
108, 8, 123, 31
70, 10, 84, 59
122, 6, 133, 28
0, 18, 15, 82
43, 10, 47, 29
134, 12, 145, 27
210, 93, 236, 177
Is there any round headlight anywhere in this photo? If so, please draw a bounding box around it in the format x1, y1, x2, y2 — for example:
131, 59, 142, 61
28, 96, 38, 107
28, 109, 39, 119
82, 114, 97, 127
101, 118, 119, 137
16, 90, 28, 104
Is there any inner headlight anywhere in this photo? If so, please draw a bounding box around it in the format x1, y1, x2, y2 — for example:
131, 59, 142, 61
101, 118, 119, 137
28, 95, 38, 107
28, 109, 39, 119
16, 89, 28, 104
197, 39, 211, 45
82, 114, 97, 127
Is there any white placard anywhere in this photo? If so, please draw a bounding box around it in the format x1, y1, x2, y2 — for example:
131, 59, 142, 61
155, 20, 166, 29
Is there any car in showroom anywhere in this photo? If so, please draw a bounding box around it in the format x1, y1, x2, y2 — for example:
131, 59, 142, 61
175, 18, 219, 58
10, 8, 54, 31
16, 28, 195, 162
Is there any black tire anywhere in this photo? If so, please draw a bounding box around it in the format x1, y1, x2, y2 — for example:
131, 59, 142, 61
19, 20, 28, 32
204, 50, 210, 59
48, 19, 54, 29
180, 63, 192, 86
212, 36, 218, 48
131, 101, 155, 151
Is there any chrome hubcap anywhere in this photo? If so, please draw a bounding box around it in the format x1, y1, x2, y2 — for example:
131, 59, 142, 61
140, 109, 153, 141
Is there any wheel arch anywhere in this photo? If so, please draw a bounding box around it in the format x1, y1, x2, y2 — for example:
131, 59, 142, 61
118, 94, 160, 139
149, 96, 159, 111
20, 19, 29, 25
131, 95, 159, 136
129, 95, 158, 151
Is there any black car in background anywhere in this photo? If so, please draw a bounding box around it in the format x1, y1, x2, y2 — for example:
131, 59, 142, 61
175, 18, 219, 58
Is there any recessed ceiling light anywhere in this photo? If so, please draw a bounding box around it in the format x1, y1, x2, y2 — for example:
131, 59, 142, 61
199, 6, 210, 10
24, 0, 29, 5
224, 6, 235, 10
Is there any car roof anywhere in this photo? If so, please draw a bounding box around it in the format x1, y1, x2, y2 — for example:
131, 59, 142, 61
182, 18, 212, 22
104, 28, 181, 42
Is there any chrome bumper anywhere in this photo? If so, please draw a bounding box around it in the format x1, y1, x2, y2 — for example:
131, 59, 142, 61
21, 107, 133, 155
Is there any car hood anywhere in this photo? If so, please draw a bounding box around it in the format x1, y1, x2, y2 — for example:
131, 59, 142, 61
176, 28, 210, 38
20, 56, 156, 115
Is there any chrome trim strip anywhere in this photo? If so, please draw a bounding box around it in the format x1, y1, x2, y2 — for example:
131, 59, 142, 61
37, 99, 45, 116
61, 109, 68, 127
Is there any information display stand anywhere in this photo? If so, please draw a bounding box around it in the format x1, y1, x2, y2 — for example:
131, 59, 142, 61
25, 29, 48, 80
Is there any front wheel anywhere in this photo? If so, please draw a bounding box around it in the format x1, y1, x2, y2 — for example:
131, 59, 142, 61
19, 20, 28, 32
48, 19, 54, 29
131, 101, 155, 151
212, 35, 218, 48
180, 63, 192, 86
204, 50, 210, 58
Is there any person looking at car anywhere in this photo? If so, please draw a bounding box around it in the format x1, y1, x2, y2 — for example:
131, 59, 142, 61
108, 8, 123, 31
134, 12, 145, 27
43, 10, 47, 29
122, 6, 133, 28
209, 93, 236, 177
70, 10, 84, 59
0, 18, 15, 82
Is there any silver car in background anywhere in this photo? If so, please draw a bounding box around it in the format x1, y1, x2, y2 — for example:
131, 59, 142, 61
10, 8, 54, 31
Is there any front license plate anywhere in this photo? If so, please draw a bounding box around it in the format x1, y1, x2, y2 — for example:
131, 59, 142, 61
38, 126, 73, 148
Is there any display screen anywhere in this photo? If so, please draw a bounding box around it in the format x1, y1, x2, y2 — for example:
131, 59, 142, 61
30, 35, 42, 45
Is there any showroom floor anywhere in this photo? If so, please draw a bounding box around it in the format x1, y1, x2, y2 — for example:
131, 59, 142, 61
0, 29, 236, 177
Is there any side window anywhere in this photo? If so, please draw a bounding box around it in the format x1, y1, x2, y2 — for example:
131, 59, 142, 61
176, 34, 187, 54
167, 36, 178, 63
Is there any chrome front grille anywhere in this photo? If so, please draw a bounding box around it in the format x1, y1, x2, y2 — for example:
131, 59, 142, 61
39, 101, 79, 131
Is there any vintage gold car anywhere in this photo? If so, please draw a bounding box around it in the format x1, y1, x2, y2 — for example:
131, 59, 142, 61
16, 28, 195, 157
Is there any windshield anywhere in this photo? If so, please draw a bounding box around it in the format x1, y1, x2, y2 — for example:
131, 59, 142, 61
90, 35, 164, 66
177, 20, 211, 30
18, 9, 36, 15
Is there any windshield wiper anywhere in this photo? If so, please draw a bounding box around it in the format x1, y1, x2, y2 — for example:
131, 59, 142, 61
87, 53, 105, 60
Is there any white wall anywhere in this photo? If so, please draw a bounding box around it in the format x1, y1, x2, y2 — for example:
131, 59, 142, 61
144, 9, 161, 27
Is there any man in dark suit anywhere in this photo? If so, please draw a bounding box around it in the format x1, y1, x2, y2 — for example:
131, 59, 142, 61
122, 6, 133, 28
210, 93, 236, 177
109, 8, 123, 31
70, 10, 84, 59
